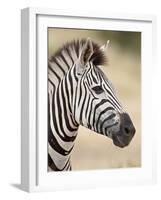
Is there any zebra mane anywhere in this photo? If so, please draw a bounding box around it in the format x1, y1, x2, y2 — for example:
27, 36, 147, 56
49, 39, 107, 66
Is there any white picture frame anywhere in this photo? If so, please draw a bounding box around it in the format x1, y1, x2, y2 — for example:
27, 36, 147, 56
21, 7, 156, 192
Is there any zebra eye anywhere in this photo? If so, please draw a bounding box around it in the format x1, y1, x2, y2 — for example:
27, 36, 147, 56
92, 85, 104, 95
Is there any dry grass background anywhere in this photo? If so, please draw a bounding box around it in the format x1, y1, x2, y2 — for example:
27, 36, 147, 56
48, 28, 141, 170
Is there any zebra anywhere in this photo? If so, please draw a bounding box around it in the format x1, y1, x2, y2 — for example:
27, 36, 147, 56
48, 38, 136, 171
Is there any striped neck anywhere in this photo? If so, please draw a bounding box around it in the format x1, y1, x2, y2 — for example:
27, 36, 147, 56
48, 71, 79, 171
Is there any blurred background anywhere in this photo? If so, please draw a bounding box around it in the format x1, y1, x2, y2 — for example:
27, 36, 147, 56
48, 28, 141, 170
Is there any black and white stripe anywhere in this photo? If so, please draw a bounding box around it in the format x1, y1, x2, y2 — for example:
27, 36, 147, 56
48, 39, 124, 171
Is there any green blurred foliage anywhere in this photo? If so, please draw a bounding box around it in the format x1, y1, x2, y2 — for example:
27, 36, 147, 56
48, 28, 141, 57
100, 31, 141, 55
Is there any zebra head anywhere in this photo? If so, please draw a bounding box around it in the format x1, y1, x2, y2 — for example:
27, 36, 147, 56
72, 38, 135, 148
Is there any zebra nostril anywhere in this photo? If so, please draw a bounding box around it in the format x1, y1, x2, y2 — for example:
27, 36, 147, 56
124, 125, 135, 136
121, 113, 136, 137
124, 127, 130, 136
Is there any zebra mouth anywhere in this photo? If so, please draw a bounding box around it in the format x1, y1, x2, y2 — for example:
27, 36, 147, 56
112, 135, 129, 148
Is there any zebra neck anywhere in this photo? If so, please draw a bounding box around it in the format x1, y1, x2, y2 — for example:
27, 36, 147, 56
48, 80, 79, 171
48, 47, 80, 171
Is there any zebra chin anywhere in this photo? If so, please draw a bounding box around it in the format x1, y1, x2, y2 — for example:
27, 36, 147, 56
112, 134, 133, 148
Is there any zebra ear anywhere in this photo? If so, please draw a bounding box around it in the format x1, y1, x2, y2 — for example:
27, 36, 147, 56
100, 40, 110, 52
79, 38, 94, 66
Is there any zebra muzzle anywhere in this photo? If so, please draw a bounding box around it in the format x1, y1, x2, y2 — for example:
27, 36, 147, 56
112, 113, 136, 148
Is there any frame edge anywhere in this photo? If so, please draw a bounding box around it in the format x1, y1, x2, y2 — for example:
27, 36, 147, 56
21, 8, 30, 192
21, 7, 37, 192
